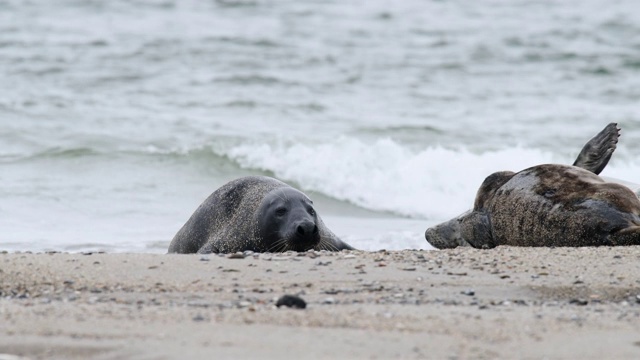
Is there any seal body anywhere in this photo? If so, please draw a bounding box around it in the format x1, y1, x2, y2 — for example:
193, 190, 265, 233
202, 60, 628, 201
425, 122, 640, 249
426, 164, 640, 248
168, 176, 354, 254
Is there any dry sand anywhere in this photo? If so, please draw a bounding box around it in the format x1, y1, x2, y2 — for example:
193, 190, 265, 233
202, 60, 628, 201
1, 247, 640, 359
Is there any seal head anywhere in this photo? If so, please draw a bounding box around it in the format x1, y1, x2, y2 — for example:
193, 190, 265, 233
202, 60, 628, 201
255, 187, 321, 252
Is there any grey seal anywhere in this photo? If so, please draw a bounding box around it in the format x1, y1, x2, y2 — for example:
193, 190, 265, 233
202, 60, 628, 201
426, 122, 640, 248
168, 176, 354, 253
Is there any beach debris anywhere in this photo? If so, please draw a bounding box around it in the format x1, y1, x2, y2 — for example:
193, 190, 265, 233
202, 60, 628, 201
272, 256, 292, 261
461, 289, 475, 296
275, 294, 306, 309
322, 297, 335, 305
569, 298, 588, 306
192, 314, 206, 322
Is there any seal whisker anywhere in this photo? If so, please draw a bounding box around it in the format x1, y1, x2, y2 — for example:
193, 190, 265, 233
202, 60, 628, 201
267, 238, 289, 252
318, 237, 339, 252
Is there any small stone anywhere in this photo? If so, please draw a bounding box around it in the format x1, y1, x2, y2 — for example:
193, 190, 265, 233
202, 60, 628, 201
272, 256, 291, 261
275, 295, 306, 309
226, 252, 245, 259
322, 297, 336, 305
447, 272, 467, 276
343, 254, 356, 259
461, 289, 475, 296
569, 299, 588, 306
193, 314, 206, 322
199, 257, 210, 262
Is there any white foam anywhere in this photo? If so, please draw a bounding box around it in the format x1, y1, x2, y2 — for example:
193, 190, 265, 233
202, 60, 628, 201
220, 137, 557, 220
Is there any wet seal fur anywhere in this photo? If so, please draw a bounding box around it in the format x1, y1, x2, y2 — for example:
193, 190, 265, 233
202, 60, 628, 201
168, 176, 354, 254
426, 123, 640, 249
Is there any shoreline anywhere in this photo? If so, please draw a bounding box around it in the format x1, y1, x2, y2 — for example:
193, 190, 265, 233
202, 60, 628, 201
2, 247, 640, 359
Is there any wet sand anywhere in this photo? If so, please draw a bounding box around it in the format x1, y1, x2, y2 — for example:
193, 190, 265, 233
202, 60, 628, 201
1, 247, 640, 359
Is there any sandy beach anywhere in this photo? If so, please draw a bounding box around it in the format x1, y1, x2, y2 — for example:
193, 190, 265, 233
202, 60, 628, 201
1, 247, 640, 359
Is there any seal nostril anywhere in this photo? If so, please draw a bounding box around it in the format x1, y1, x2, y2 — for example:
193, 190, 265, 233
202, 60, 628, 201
297, 225, 305, 236
313, 225, 319, 234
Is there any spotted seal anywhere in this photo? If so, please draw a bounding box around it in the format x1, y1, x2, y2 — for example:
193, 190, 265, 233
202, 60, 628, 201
168, 176, 354, 253
425, 123, 640, 248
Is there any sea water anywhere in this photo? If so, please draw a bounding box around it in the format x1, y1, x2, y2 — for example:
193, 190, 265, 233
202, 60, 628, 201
1, 0, 640, 253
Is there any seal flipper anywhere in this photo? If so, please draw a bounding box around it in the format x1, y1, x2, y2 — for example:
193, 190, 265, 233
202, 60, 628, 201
197, 241, 220, 254
572, 122, 620, 175
459, 211, 495, 249
608, 226, 640, 246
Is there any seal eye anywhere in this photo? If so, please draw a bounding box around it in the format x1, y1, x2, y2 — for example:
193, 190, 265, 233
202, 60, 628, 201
308, 208, 316, 216
275, 208, 287, 216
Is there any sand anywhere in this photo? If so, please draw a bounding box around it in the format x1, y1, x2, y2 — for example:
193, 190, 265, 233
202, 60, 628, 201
1, 247, 640, 359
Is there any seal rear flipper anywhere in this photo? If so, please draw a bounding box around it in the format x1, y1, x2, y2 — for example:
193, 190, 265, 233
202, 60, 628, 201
572, 122, 619, 175
608, 226, 640, 246
459, 211, 496, 249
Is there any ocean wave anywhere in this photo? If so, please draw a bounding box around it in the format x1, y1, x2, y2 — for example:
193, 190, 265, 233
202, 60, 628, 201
217, 137, 562, 220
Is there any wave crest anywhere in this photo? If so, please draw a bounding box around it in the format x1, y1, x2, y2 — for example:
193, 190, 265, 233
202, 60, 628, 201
220, 137, 556, 219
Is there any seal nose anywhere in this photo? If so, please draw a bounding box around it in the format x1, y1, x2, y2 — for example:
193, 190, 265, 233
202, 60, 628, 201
296, 222, 318, 237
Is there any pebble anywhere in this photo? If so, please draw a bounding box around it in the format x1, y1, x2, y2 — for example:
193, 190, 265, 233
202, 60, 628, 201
569, 299, 588, 306
226, 252, 245, 259
272, 256, 291, 261
322, 297, 336, 305
461, 289, 475, 296
275, 295, 307, 309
